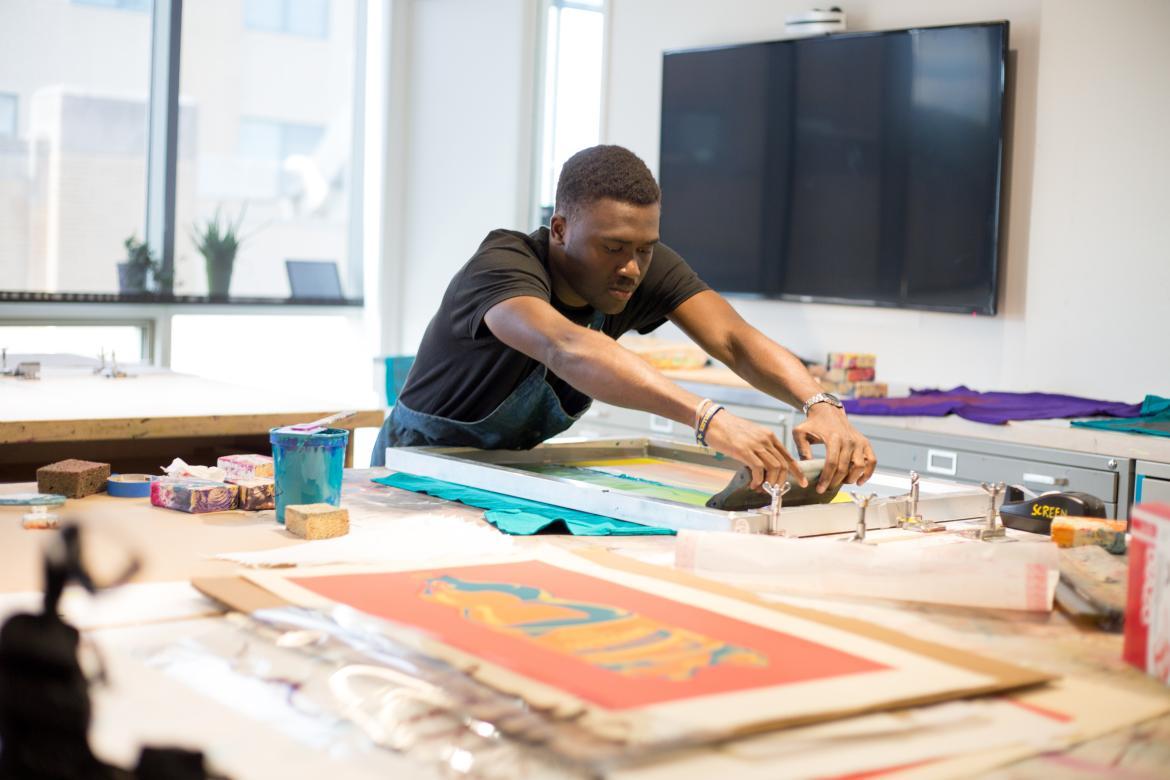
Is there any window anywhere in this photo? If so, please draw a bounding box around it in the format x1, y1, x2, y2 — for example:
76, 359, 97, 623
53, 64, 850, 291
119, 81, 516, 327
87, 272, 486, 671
239, 118, 326, 161
0, 94, 15, 139
244, 0, 329, 39
536, 0, 606, 225
173, 1, 359, 300
71, 0, 150, 11
0, 3, 152, 295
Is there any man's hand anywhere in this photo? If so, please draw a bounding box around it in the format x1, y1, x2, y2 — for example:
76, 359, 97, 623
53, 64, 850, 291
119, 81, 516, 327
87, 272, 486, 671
792, 405, 876, 493
703, 410, 807, 491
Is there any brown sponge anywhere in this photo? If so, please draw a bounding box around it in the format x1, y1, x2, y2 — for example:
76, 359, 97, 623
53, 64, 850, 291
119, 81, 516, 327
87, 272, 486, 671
36, 459, 111, 498
285, 503, 349, 540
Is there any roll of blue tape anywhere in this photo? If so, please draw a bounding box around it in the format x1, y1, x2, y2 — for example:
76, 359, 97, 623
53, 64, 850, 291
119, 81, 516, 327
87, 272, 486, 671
107, 474, 157, 498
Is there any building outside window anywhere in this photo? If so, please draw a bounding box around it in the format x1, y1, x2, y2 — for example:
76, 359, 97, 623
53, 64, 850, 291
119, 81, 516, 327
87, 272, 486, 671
71, 0, 150, 12
174, 0, 357, 299
244, 0, 329, 38
536, 0, 605, 226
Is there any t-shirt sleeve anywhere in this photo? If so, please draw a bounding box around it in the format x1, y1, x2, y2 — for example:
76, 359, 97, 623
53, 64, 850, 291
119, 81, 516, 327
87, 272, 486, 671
629, 241, 711, 335
451, 243, 553, 341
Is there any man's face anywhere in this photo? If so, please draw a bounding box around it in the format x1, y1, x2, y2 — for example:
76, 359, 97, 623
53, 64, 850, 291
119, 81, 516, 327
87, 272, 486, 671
549, 198, 660, 315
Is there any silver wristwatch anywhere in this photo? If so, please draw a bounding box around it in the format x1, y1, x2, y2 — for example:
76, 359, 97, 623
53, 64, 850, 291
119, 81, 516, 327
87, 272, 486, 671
802, 392, 843, 415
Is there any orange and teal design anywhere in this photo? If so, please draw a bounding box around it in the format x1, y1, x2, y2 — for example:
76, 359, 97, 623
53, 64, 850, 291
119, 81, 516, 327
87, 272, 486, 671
420, 575, 768, 681
290, 560, 888, 710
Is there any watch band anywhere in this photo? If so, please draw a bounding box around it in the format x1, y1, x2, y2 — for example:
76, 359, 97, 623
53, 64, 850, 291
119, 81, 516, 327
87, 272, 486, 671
802, 392, 843, 415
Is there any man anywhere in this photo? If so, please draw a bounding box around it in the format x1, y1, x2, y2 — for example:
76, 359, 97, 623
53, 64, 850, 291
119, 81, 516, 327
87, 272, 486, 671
373, 145, 875, 493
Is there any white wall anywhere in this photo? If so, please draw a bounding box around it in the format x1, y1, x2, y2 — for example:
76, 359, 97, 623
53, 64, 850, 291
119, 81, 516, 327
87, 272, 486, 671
603, 0, 1169, 401
387, 0, 539, 354
384, 0, 1168, 402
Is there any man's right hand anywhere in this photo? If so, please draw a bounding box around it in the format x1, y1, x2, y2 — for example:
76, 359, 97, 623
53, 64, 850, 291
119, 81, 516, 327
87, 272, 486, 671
702, 410, 806, 491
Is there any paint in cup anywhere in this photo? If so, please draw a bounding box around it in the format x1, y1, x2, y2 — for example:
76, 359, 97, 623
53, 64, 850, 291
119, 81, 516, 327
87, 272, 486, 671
269, 427, 349, 524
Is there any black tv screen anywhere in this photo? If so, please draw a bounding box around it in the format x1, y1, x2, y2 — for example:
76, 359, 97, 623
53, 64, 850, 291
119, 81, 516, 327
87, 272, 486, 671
659, 22, 1008, 314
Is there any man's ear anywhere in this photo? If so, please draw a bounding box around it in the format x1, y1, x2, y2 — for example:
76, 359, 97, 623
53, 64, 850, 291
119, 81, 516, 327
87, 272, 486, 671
549, 213, 567, 245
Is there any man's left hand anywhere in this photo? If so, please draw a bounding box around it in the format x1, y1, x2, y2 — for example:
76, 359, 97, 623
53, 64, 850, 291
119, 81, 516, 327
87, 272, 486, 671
792, 405, 876, 493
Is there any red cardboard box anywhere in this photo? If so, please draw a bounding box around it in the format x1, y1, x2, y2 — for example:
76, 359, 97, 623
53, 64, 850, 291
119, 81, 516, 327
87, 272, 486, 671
1124, 503, 1170, 685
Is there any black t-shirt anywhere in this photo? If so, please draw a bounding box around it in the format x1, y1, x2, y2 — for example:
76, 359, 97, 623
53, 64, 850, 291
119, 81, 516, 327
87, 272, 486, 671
397, 227, 709, 422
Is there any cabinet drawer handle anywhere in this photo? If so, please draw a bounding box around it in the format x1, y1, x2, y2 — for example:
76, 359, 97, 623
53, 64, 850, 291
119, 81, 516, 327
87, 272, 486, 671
926, 449, 957, 476
649, 414, 674, 434
1022, 472, 1069, 487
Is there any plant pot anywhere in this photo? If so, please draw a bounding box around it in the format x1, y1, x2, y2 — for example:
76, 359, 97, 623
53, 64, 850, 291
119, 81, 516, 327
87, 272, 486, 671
117, 262, 149, 294
207, 259, 234, 300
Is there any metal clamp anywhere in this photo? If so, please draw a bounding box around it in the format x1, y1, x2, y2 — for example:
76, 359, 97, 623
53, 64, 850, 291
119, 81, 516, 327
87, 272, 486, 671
897, 471, 944, 533
761, 480, 791, 536
842, 492, 878, 544
962, 481, 1016, 543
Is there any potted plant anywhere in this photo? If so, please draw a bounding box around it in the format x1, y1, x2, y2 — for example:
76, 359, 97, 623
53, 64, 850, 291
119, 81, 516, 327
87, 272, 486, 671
192, 207, 247, 300
116, 235, 156, 295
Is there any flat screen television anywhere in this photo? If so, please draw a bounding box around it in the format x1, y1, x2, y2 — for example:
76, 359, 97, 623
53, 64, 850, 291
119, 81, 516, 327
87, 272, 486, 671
659, 21, 1008, 315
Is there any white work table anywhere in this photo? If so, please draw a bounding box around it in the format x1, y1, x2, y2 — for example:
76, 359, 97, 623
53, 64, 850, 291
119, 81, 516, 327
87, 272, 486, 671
1, 471, 1167, 779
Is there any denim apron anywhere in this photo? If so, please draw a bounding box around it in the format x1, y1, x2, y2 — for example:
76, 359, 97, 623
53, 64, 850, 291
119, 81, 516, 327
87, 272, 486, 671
370, 311, 604, 466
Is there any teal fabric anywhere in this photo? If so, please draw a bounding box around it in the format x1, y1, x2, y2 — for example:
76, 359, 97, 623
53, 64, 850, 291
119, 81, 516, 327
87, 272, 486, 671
1071, 395, 1170, 438
374, 473, 675, 536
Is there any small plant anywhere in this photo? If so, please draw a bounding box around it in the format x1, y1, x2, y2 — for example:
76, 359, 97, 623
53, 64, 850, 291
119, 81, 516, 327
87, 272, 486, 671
117, 235, 169, 295
192, 207, 248, 300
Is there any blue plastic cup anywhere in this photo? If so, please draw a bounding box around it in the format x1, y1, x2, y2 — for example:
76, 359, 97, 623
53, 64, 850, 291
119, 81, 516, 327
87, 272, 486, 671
269, 427, 349, 524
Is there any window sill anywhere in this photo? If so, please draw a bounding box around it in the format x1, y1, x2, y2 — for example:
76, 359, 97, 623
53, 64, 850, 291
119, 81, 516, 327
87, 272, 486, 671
0, 291, 364, 307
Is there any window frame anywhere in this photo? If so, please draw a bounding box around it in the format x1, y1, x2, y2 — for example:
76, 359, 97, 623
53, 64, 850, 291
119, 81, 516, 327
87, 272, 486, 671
0, 0, 376, 369
1, 0, 366, 309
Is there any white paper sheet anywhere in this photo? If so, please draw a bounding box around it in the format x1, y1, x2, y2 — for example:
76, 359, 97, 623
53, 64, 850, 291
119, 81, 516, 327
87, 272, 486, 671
215, 513, 514, 568
676, 530, 1060, 611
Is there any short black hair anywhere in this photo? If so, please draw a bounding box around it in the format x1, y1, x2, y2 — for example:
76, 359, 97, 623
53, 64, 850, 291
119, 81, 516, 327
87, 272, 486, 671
554, 145, 660, 219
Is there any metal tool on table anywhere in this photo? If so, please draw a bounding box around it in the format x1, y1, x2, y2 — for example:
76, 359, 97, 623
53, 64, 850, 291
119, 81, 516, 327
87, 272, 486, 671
998, 485, 1108, 535
706, 458, 835, 511
896, 471, 944, 532
761, 480, 791, 535
963, 481, 1016, 542
842, 492, 878, 544
281, 409, 358, 435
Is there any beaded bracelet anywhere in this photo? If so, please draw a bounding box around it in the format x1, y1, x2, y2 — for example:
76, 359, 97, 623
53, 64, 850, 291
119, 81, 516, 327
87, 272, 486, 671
695, 403, 725, 447
693, 398, 714, 430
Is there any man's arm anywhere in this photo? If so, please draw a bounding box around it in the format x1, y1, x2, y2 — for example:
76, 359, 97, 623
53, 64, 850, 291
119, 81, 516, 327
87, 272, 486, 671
483, 295, 805, 490
669, 290, 876, 491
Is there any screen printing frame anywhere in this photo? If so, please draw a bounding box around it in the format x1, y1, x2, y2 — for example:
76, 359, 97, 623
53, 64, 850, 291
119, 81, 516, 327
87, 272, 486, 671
383, 437, 987, 536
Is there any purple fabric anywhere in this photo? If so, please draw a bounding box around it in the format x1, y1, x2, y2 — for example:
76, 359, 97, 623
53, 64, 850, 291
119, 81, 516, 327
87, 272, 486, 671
841, 385, 1143, 425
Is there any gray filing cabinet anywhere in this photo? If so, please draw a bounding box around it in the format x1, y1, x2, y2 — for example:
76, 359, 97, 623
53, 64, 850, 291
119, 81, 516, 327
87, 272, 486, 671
851, 420, 1133, 519
1136, 460, 1170, 506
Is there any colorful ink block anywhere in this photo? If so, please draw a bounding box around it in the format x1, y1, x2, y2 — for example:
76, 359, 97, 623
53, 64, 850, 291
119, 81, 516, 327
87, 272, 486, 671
852, 381, 888, 399
825, 366, 876, 383
826, 352, 876, 370
150, 477, 238, 514
36, 459, 111, 498
285, 503, 349, 540
217, 453, 274, 481
233, 477, 275, 511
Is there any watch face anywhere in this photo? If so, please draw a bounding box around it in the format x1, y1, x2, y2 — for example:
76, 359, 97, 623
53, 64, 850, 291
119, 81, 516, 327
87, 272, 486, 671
823, 393, 842, 407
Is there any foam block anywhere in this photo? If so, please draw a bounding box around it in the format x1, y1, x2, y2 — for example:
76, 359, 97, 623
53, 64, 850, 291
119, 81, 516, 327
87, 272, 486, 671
233, 477, 275, 511
36, 459, 111, 498
217, 453, 274, 481
151, 477, 238, 513
1052, 517, 1127, 551
285, 503, 349, 540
